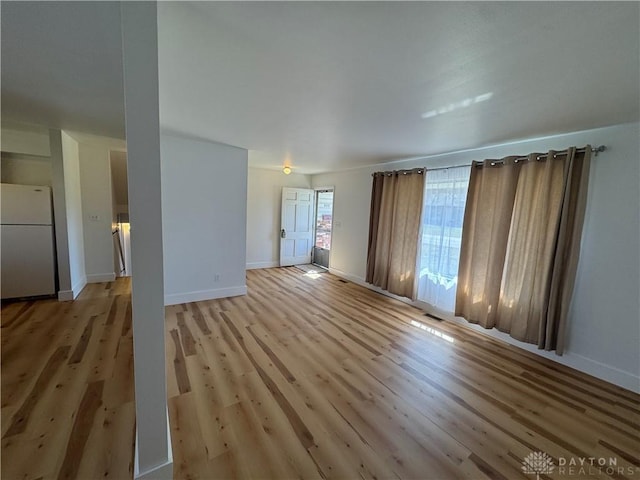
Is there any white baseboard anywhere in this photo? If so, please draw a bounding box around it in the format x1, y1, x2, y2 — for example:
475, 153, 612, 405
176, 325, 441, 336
86, 272, 116, 283
135, 461, 173, 480
328, 267, 367, 287
566, 353, 640, 393
164, 285, 247, 306
58, 275, 88, 301
327, 267, 640, 394
134, 409, 173, 480
57, 290, 74, 301
59, 274, 89, 301
328, 267, 416, 305
246, 261, 279, 270
445, 316, 640, 393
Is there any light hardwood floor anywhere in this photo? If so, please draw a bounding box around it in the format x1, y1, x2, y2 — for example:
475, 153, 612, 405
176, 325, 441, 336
3, 268, 639, 479
2, 278, 135, 480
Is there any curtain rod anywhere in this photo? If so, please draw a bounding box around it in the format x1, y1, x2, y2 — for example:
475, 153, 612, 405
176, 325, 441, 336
424, 145, 606, 172
372, 167, 425, 177
371, 145, 606, 176
479, 145, 606, 167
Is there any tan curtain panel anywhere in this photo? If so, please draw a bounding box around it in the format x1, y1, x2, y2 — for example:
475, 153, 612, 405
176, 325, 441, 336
366, 169, 425, 299
456, 147, 591, 354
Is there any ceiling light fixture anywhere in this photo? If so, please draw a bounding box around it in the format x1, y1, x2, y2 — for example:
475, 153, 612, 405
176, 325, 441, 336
283, 166, 292, 175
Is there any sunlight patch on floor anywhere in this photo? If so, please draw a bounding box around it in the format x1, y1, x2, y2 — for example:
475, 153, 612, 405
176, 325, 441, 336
303, 271, 322, 279
410, 319, 455, 343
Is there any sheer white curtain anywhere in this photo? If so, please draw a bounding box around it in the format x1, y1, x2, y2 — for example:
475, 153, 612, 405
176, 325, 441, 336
417, 166, 471, 312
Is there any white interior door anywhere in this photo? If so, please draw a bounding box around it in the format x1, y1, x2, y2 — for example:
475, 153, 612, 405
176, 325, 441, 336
280, 187, 314, 266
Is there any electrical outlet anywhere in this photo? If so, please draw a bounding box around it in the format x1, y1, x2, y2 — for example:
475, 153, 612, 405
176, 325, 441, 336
214, 274, 220, 282
89, 214, 100, 222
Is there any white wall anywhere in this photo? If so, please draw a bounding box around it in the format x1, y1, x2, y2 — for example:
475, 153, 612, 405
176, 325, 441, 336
120, 2, 173, 480
49, 129, 72, 299
1, 122, 84, 300
1, 153, 52, 186
161, 133, 248, 305
312, 122, 640, 392
0, 123, 122, 296
65, 132, 126, 284
60, 131, 87, 297
122, 3, 172, 477
246, 168, 312, 269
311, 168, 371, 277
78, 143, 116, 282
0, 121, 51, 157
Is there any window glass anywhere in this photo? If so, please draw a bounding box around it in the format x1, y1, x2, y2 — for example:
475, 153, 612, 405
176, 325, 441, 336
417, 166, 471, 312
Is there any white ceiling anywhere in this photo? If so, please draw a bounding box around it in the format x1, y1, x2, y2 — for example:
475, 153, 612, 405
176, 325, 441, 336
3, 2, 639, 174
1, 1, 125, 139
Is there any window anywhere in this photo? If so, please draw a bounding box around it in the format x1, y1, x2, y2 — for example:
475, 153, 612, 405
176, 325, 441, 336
315, 191, 333, 250
416, 166, 470, 312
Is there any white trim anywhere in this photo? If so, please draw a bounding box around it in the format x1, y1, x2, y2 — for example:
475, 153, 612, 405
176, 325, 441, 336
328, 267, 415, 305
135, 462, 173, 480
73, 275, 87, 297
446, 316, 640, 394
327, 267, 640, 394
134, 408, 173, 480
565, 354, 640, 393
327, 267, 366, 286
59, 275, 88, 301
164, 285, 247, 306
313, 185, 335, 192
86, 272, 116, 283
57, 290, 74, 302
246, 261, 279, 270
312, 186, 335, 269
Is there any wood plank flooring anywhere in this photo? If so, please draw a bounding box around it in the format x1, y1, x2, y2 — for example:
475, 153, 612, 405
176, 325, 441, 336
2, 268, 639, 479
166, 268, 640, 480
1, 278, 135, 480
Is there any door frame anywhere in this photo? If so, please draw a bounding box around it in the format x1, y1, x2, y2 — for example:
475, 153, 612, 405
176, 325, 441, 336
312, 186, 334, 269
279, 187, 315, 266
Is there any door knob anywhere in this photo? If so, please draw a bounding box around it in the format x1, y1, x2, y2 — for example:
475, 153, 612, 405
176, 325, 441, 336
281, 229, 286, 238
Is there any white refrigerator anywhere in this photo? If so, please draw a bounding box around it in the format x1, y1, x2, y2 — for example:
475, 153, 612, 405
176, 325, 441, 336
1, 183, 56, 299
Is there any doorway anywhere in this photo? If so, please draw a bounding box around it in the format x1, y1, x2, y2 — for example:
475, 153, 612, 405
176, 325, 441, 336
109, 151, 130, 277
279, 187, 314, 267
312, 189, 334, 269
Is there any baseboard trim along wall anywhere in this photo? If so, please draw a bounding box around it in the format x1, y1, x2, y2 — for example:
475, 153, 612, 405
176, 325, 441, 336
246, 261, 280, 270
86, 272, 116, 283
164, 285, 248, 306
445, 316, 640, 394
57, 290, 74, 302
135, 461, 173, 480
133, 408, 173, 480
58, 275, 88, 301
327, 267, 640, 394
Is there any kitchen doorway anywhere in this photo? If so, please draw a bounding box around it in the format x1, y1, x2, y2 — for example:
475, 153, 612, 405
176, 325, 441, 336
312, 189, 334, 269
